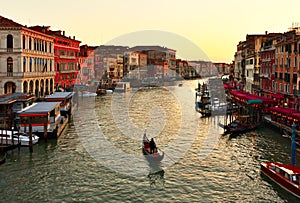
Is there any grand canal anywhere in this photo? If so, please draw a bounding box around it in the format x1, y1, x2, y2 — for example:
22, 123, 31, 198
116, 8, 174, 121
1, 79, 300, 202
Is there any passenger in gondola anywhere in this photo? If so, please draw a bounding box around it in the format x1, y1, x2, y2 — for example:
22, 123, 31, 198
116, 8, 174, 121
150, 138, 156, 154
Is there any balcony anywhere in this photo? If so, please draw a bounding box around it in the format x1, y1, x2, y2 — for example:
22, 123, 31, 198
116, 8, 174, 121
0, 48, 21, 53
59, 55, 76, 59
0, 71, 56, 78
59, 69, 78, 74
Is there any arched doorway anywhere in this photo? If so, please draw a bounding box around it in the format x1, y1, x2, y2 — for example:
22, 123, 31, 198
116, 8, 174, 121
29, 80, 34, 94
45, 79, 49, 95
4, 82, 16, 94
23, 81, 28, 93
35, 80, 39, 97
50, 79, 54, 94
40, 79, 44, 97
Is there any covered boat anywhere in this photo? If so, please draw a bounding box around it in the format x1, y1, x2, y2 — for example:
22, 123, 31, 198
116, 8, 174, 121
142, 132, 164, 162
220, 115, 257, 136
260, 161, 300, 198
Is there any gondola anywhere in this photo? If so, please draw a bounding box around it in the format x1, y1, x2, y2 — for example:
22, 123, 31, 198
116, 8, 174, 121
142, 133, 164, 163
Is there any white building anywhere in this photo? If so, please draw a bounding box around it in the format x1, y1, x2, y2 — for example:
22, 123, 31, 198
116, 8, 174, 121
0, 16, 55, 96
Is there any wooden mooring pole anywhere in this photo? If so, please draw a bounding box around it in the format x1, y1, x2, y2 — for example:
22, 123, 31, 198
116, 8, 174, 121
44, 117, 48, 143
29, 122, 33, 153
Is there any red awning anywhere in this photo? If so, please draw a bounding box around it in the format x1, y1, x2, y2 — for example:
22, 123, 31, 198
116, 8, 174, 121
272, 93, 284, 99
223, 83, 235, 89
269, 107, 296, 116
292, 113, 300, 120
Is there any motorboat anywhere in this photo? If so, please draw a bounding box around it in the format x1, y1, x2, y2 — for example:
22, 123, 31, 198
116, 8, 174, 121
260, 161, 300, 198
0, 130, 39, 146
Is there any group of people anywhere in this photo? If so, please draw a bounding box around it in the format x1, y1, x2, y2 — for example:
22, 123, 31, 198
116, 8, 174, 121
143, 133, 157, 154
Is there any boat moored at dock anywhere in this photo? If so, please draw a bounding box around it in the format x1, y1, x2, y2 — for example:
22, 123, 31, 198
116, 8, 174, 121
0, 130, 39, 146
260, 161, 300, 198
17, 102, 67, 139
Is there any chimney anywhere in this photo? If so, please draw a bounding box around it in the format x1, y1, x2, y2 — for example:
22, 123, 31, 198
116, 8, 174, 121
63, 31, 65, 36
73, 36, 75, 40
265, 31, 268, 35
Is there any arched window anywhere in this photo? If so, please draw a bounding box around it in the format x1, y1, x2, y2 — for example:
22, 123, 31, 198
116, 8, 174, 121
23, 35, 26, 49
29, 37, 32, 50
29, 58, 32, 72
7, 57, 13, 76
23, 57, 26, 72
7, 34, 13, 51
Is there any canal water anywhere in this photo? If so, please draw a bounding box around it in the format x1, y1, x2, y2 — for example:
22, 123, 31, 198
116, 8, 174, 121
1, 79, 300, 202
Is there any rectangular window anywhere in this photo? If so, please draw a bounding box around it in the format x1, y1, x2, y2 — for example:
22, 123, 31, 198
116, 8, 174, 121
293, 74, 297, 84
60, 50, 65, 56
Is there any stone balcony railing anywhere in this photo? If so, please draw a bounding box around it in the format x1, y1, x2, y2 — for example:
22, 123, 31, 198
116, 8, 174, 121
0, 71, 56, 78
0, 48, 54, 57
59, 69, 78, 74
59, 55, 76, 59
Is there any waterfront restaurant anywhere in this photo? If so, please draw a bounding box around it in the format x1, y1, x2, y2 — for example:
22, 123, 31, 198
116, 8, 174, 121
45, 92, 76, 117
17, 102, 61, 138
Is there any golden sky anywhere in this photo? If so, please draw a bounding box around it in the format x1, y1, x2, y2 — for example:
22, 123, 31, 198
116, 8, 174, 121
1, 0, 300, 63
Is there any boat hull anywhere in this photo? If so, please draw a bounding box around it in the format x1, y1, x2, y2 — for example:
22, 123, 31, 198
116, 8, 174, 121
260, 162, 300, 198
142, 147, 164, 163
0, 130, 39, 146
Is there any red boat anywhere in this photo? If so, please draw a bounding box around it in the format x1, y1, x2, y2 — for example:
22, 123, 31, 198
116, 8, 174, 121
260, 161, 300, 198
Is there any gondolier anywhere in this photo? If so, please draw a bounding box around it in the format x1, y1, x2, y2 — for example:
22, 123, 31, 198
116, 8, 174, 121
150, 138, 156, 154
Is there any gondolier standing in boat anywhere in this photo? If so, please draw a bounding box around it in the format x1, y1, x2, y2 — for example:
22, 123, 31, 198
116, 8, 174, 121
150, 138, 156, 154
143, 130, 149, 143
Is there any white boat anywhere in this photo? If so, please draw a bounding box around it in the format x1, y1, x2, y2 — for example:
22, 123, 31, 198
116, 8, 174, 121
114, 82, 131, 92
106, 89, 113, 94
0, 130, 39, 146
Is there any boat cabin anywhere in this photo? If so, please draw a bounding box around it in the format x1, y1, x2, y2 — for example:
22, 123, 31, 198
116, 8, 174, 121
17, 102, 61, 136
0, 93, 35, 129
45, 92, 76, 117
269, 162, 300, 185
114, 82, 131, 92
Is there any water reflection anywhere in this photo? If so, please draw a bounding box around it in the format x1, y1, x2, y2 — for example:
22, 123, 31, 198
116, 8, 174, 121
147, 162, 165, 188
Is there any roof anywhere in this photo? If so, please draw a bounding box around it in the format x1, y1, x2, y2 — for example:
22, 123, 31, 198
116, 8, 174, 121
0, 15, 23, 27
0, 93, 35, 104
18, 102, 60, 115
45, 92, 75, 100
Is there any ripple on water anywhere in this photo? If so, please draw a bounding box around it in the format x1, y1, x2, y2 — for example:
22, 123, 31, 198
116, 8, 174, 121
1, 82, 299, 202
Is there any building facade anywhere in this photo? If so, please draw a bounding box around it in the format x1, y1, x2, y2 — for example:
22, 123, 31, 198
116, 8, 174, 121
0, 16, 56, 97
30, 26, 81, 91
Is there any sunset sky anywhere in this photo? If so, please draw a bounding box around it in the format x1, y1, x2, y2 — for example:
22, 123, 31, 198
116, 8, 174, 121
1, 0, 300, 63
